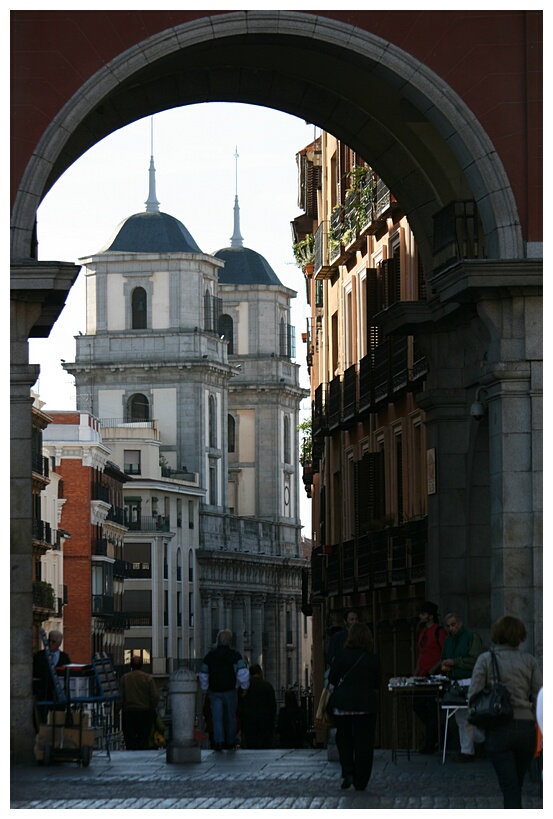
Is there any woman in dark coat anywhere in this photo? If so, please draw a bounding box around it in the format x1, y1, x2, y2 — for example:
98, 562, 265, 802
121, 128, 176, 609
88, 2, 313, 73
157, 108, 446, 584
328, 622, 380, 791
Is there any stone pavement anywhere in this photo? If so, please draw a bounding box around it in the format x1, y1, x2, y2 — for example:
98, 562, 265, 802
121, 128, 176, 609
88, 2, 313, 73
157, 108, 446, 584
10, 746, 543, 810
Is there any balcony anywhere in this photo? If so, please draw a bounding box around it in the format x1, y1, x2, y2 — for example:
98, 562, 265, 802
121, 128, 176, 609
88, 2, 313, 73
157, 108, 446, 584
126, 515, 170, 532
342, 364, 357, 425
126, 612, 152, 627
111, 611, 128, 630
312, 384, 328, 437
432, 200, 485, 274
33, 580, 56, 611
327, 376, 342, 431
92, 594, 114, 616
107, 505, 126, 525
113, 558, 132, 578
92, 483, 110, 503
32, 519, 52, 545
314, 222, 337, 280
32, 452, 50, 479
93, 537, 108, 556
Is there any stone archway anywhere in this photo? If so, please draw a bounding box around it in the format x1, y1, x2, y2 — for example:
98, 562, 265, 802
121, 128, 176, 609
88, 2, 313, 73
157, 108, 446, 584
12, 11, 540, 763
12, 11, 521, 268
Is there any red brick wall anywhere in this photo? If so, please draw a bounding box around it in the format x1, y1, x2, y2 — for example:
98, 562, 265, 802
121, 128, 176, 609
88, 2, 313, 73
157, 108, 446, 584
10, 10, 542, 244
57, 458, 93, 663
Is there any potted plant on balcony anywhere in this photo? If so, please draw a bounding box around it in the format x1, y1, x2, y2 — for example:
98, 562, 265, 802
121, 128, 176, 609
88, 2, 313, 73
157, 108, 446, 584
298, 417, 313, 468
292, 234, 315, 270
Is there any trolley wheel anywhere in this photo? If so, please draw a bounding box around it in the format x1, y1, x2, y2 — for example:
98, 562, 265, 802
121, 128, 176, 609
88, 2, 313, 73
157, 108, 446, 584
81, 745, 91, 767
42, 744, 52, 767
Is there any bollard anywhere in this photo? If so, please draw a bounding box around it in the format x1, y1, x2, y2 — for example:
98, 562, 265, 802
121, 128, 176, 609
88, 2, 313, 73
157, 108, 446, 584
166, 666, 201, 763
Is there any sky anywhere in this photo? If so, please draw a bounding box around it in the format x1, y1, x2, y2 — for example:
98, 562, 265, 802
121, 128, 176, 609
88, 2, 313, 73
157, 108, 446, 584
28, 103, 316, 529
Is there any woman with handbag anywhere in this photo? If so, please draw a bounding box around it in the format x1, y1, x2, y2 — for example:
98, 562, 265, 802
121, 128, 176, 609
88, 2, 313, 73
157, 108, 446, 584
468, 615, 542, 809
328, 622, 380, 791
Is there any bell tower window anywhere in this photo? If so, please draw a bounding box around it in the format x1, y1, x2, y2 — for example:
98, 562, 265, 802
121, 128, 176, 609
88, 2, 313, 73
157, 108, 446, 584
132, 287, 147, 329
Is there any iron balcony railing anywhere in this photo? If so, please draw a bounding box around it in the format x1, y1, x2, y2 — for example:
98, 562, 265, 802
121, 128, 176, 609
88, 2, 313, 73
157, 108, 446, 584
126, 612, 152, 627
92, 594, 114, 616
432, 200, 486, 274
125, 515, 170, 532
33, 580, 56, 610
32, 519, 52, 544
32, 452, 50, 478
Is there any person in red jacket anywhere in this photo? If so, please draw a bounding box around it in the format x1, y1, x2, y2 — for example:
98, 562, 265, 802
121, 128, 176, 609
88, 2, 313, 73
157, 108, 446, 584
413, 601, 446, 754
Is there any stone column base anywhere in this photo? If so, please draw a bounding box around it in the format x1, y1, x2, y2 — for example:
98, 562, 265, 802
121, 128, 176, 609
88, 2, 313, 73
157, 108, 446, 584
166, 742, 201, 764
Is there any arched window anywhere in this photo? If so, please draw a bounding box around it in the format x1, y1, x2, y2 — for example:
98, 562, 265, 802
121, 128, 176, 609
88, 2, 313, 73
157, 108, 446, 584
132, 287, 147, 329
228, 414, 236, 453
188, 548, 194, 582
128, 393, 149, 422
219, 314, 234, 354
284, 415, 291, 463
176, 548, 182, 582
209, 395, 217, 448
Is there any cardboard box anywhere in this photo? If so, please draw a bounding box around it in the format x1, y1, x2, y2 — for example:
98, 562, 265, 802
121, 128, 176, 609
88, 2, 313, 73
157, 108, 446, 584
34, 724, 95, 761
47, 710, 89, 728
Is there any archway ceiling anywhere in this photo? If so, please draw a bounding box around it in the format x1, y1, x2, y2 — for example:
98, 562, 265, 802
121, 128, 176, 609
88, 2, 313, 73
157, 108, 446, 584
48, 35, 470, 271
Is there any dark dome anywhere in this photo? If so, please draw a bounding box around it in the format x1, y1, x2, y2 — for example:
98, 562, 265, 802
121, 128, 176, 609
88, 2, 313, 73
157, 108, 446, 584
213, 246, 282, 285
100, 211, 202, 253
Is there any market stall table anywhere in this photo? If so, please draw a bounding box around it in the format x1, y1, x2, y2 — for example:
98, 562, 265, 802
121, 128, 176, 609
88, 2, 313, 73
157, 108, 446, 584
387, 676, 448, 763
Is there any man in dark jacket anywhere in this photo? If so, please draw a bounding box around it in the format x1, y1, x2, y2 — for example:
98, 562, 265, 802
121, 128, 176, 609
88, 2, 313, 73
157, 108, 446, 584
32, 630, 71, 723
441, 612, 483, 761
199, 629, 250, 751
119, 655, 159, 750
239, 664, 277, 748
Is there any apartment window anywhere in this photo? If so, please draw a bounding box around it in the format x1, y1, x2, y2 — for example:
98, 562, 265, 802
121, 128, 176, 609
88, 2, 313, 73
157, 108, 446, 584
124, 450, 141, 475
127, 393, 149, 422
124, 542, 151, 577
176, 548, 182, 582
344, 283, 353, 368
394, 430, 404, 523
228, 414, 236, 453
219, 314, 234, 354
131, 286, 147, 329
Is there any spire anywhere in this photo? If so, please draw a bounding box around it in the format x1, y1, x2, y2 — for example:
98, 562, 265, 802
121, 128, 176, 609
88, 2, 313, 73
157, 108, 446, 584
230, 146, 244, 247
145, 117, 160, 213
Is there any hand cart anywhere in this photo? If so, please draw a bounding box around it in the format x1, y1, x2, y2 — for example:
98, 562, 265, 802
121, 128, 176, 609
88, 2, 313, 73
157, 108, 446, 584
34, 630, 121, 766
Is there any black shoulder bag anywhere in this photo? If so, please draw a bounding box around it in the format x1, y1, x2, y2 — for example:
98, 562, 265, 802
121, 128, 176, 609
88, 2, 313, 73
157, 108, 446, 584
326, 654, 365, 715
467, 649, 513, 729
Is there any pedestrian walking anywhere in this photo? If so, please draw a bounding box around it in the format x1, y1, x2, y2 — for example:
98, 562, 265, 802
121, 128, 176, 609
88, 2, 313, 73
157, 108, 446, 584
239, 664, 277, 748
328, 622, 380, 791
119, 655, 159, 750
468, 614, 542, 808
199, 629, 250, 751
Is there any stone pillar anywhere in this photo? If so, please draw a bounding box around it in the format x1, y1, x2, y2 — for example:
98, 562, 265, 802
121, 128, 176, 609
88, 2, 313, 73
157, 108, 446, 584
10, 259, 80, 762
233, 595, 244, 655
166, 666, 201, 763
264, 595, 278, 684
200, 592, 211, 657
251, 595, 264, 667
417, 388, 490, 627
11, 355, 40, 763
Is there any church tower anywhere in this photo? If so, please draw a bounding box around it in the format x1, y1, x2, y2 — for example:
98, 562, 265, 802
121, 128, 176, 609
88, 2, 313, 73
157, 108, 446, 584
66, 141, 307, 696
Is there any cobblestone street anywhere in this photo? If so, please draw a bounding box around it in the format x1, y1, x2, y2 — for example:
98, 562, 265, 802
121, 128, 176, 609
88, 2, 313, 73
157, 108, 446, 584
10, 747, 543, 810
